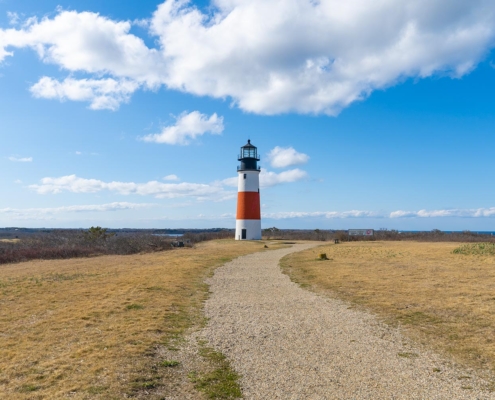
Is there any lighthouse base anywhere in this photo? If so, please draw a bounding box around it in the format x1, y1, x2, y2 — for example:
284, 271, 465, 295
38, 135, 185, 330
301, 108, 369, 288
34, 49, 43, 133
235, 220, 261, 240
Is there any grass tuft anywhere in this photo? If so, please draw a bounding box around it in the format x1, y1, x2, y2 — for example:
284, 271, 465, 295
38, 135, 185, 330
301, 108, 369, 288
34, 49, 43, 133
18, 384, 39, 392
189, 344, 242, 399
160, 360, 180, 368
131, 377, 160, 390
398, 352, 419, 358
397, 311, 441, 326
453, 243, 495, 255
87, 385, 109, 394
126, 303, 144, 310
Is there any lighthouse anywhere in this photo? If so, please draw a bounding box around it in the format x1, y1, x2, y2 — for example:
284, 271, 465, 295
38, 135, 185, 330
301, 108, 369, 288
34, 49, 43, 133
235, 140, 262, 240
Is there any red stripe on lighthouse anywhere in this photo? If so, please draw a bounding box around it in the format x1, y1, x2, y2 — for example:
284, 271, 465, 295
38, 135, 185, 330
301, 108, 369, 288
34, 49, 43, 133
236, 192, 261, 220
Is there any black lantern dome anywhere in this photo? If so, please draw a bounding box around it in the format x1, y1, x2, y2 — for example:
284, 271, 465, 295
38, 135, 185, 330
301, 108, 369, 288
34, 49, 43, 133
238, 140, 260, 171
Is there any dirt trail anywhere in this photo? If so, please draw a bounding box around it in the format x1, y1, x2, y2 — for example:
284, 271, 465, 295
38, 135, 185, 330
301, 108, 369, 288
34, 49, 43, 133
199, 243, 494, 399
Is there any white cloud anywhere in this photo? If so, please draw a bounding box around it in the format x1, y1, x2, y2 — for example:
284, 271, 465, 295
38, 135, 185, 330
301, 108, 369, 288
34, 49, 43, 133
163, 174, 180, 181
0, 202, 156, 214
1, 2, 495, 114
259, 168, 308, 188
133, 18, 150, 29
7, 12, 20, 26
390, 208, 495, 218
141, 111, 224, 145
259, 207, 495, 219
151, 0, 495, 115
30, 76, 139, 110
27, 168, 306, 201
28, 174, 233, 200
0, 10, 163, 81
221, 176, 238, 187
267, 146, 309, 168
263, 210, 382, 219
9, 156, 32, 162
0, 202, 155, 218
61, 202, 154, 212
220, 168, 308, 188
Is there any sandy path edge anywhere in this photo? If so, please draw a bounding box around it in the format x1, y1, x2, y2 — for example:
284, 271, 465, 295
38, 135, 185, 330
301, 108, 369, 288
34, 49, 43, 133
197, 243, 494, 399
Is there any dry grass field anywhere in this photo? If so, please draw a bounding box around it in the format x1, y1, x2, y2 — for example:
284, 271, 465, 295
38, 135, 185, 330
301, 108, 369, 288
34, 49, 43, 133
0, 239, 275, 399
281, 241, 495, 381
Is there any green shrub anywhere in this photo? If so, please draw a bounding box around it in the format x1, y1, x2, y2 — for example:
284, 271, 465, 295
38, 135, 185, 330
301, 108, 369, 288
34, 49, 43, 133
452, 243, 495, 255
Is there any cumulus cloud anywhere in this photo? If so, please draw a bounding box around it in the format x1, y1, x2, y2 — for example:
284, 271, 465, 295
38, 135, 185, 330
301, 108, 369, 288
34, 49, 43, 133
151, 0, 495, 114
163, 174, 179, 181
28, 174, 233, 200
9, 156, 32, 162
28, 168, 307, 201
267, 146, 309, 168
221, 168, 308, 188
30, 76, 139, 110
141, 111, 224, 145
390, 208, 495, 218
260, 168, 308, 188
2, 1, 495, 114
263, 210, 381, 219
0, 11, 163, 81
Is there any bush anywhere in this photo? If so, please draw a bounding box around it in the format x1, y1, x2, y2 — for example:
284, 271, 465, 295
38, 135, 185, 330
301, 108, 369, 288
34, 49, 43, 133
2, 227, 493, 266
260, 228, 495, 244
0, 229, 177, 265
0, 228, 240, 265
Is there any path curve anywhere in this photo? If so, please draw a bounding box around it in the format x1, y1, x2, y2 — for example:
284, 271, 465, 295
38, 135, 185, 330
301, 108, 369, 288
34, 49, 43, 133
200, 243, 494, 399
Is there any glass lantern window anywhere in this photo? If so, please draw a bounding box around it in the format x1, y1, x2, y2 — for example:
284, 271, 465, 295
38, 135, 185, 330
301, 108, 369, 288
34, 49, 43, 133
243, 148, 256, 158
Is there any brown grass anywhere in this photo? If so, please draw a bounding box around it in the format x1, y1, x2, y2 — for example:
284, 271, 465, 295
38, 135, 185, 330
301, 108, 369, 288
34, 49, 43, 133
281, 241, 495, 377
0, 239, 275, 399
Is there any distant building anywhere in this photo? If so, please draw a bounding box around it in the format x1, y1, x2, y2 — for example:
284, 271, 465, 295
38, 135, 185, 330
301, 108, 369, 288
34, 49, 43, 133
235, 140, 261, 240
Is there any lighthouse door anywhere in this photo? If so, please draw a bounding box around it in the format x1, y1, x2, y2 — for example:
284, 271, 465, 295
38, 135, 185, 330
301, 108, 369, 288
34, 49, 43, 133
241, 229, 247, 239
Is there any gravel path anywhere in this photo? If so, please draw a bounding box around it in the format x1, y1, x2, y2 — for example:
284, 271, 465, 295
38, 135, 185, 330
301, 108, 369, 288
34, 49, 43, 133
200, 243, 495, 399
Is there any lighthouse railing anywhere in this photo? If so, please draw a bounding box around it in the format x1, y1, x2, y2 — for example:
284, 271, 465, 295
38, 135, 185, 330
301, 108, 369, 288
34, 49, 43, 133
237, 166, 261, 171
238, 155, 260, 161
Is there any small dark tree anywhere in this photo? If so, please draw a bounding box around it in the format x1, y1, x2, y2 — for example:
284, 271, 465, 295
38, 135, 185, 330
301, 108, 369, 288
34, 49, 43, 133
84, 226, 113, 242
264, 227, 281, 239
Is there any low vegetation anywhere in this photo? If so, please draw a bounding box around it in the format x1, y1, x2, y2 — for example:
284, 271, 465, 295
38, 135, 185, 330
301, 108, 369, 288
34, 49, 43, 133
453, 242, 495, 255
189, 342, 242, 399
0, 239, 275, 399
2, 228, 493, 266
0, 228, 233, 265
281, 241, 495, 382
264, 228, 495, 243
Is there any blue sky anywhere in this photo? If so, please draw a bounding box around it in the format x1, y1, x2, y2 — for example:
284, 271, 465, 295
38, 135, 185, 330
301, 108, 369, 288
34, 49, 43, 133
2, 0, 495, 230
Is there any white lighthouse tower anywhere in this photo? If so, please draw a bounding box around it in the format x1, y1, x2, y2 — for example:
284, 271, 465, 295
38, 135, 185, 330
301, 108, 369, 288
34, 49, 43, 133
235, 140, 262, 240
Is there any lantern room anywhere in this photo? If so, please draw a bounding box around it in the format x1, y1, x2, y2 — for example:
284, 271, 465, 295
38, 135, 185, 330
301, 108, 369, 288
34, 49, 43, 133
238, 140, 260, 171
